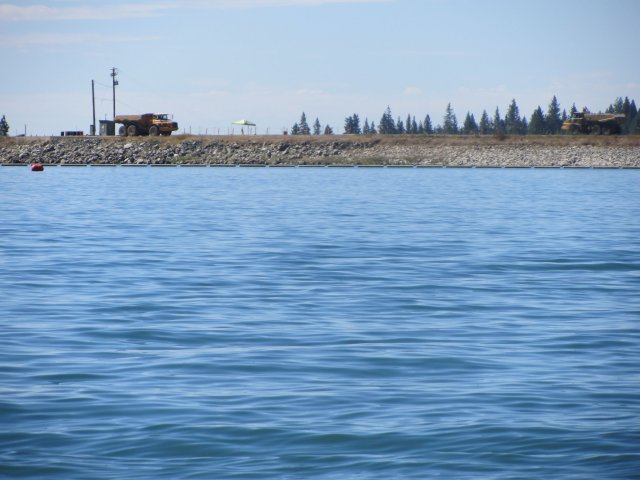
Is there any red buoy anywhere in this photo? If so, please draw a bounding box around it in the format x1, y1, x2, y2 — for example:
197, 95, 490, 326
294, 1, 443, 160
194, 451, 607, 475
31, 163, 44, 171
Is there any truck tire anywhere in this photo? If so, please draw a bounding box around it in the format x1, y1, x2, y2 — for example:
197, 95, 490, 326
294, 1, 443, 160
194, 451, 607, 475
149, 126, 159, 136
118, 125, 127, 136
589, 124, 601, 135
127, 124, 138, 137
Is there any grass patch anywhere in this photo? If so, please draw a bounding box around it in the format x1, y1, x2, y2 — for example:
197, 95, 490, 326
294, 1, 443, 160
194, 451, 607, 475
5, 133, 640, 149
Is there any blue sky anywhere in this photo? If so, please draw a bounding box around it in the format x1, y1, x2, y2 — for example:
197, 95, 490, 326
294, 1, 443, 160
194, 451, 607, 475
1, 0, 639, 135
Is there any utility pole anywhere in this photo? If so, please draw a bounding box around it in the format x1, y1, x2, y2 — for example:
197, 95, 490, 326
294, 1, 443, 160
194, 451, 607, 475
110, 67, 118, 119
91, 80, 96, 136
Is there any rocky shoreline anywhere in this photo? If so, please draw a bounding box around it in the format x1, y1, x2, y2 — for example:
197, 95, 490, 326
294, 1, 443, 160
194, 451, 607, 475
1, 135, 639, 168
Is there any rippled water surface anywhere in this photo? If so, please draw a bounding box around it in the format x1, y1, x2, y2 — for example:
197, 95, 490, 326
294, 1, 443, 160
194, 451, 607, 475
1, 166, 639, 479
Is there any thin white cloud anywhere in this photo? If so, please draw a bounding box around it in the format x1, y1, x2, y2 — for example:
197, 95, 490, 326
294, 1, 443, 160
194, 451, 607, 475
0, 32, 160, 47
0, 3, 171, 21
183, 0, 390, 6
403, 86, 423, 96
392, 48, 468, 58
295, 87, 326, 96
0, 0, 390, 21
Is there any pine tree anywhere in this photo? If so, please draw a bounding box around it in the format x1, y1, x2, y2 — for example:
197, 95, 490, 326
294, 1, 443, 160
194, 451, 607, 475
630, 111, 640, 134
505, 99, 523, 135
344, 114, 361, 134
396, 117, 405, 134
479, 110, 492, 134
424, 115, 433, 134
313, 118, 321, 135
379, 106, 396, 134
442, 103, 458, 134
401, 114, 417, 134
625, 99, 638, 134
0, 115, 8, 136
619, 97, 637, 133
528, 106, 546, 135
493, 107, 505, 134
370, 121, 377, 134
569, 103, 578, 118
344, 115, 354, 134
606, 102, 615, 114
324, 125, 334, 135
363, 119, 370, 134
612, 97, 625, 114
299, 112, 310, 135
622, 97, 632, 118
352, 114, 361, 134
545, 95, 562, 134
291, 123, 300, 135
462, 112, 478, 134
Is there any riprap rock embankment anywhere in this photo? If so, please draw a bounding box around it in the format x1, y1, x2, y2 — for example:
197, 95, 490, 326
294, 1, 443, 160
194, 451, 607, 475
1, 136, 639, 167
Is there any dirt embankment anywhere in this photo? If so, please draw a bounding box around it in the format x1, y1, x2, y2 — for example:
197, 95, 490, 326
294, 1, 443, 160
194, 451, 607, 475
1, 135, 639, 167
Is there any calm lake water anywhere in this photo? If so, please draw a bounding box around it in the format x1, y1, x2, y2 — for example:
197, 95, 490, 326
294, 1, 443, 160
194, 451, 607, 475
1, 166, 639, 479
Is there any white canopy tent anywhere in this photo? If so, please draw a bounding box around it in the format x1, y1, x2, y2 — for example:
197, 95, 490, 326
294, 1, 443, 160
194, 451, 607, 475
232, 119, 256, 135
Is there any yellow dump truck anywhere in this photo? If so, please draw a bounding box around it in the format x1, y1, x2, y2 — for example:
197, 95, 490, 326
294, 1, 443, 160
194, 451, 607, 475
114, 113, 179, 136
561, 112, 625, 135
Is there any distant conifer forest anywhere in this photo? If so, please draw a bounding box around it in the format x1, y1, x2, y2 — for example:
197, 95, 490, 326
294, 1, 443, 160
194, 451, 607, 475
289, 96, 639, 136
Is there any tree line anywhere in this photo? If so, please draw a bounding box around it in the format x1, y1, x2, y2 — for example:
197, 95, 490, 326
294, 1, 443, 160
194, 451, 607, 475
290, 95, 640, 136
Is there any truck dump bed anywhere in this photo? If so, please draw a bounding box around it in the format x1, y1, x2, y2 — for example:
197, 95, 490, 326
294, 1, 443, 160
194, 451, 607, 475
114, 114, 153, 124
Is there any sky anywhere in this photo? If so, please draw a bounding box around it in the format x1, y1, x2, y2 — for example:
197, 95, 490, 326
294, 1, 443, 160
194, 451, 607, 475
1, 0, 639, 136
